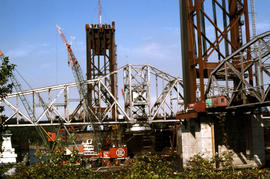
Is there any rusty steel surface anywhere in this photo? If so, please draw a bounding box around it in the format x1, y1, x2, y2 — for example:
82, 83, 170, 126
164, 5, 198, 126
180, 0, 251, 109
176, 111, 198, 119
86, 22, 117, 120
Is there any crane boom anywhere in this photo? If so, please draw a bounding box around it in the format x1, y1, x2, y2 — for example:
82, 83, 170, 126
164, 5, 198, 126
0, 52, 48, 146
1, 51, 77, 148
56, 25, 106, 151
56, 24, 77, 67
1, 53, 35, 121
36, 92, 80, 150
56, 25, 92, 122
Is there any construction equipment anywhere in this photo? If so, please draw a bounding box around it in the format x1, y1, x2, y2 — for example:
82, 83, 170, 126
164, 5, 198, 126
1, 51, 79, 150
0, 52, 49, 146
56, 25, 107, 151
56, 26, 131, 163
57, 24, 113, 122
98, 0, 102, 27
56, 25, 92, 122
36, 92, 80, 150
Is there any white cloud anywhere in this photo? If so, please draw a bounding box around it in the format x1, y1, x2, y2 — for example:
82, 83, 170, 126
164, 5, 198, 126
119, 41, 179, 61
161, 26, 179, 33
118, 39, 181, 77
40, 62, 51, 68
41, 43, 49, 47
69, 36, 76, 45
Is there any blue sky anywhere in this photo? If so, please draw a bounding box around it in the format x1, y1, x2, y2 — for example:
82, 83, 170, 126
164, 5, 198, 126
1, 0, 270, 89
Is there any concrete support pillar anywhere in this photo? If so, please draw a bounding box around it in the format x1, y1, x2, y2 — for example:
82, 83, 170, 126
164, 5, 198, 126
177, 113, 265, 168
180, 118, 214, 167
216, 113, 265, 167
176, 124, 183, 170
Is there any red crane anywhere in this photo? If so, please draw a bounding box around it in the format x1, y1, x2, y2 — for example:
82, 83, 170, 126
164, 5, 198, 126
56, 25, 97, 125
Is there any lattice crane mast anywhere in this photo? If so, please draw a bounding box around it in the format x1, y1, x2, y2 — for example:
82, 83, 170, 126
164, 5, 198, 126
36, 93, 80, 149
0, 51, 49, 146
56, 25, 107, 151
56, 25, 91, 122
98, 0, 102, 27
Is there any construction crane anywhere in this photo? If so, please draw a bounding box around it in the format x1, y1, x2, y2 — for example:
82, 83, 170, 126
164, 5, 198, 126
56, 24, 91, 120
36, 93, 80, 150
56, 25, 108, 151
0, 51, 49, 146
56, 25, 112, 116
1, 50, 79, 150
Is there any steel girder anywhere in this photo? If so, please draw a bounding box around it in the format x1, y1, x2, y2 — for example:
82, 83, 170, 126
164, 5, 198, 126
205, 31, 270, 109
180, 0, 250, 107
0, 65, 184, 127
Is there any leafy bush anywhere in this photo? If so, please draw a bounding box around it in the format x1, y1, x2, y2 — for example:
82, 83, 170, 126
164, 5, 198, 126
181, 152, 270, 178
2, 149, 270, 178
181, 153, 233, 178
116, 152, 177, 178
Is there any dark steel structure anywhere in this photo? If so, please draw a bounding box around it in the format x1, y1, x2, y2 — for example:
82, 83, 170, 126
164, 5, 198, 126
85, 22, 117, 120
179, 0, 270, 163
180, 0, 251, 107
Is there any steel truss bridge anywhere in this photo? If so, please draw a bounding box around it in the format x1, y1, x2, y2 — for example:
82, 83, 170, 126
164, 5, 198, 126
1, 31, 270, 127
0, 64, 184, 127
206, 31, 270, 109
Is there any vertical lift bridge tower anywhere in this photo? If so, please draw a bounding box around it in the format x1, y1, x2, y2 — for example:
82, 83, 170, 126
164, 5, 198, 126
179, 0, 265, 167
85, 22, 118, 120
180, 0, 251, 106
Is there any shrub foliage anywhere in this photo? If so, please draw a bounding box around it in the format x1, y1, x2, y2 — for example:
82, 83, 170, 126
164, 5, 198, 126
1, 150, 270, 178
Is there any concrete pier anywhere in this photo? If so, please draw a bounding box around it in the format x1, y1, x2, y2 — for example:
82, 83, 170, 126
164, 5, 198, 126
181, 118, 214, 167
178, 113, 265, 168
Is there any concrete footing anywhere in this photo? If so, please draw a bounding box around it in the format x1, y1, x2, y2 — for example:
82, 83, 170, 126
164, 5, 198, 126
178, 113, 265, 168
180, 118, 214, 167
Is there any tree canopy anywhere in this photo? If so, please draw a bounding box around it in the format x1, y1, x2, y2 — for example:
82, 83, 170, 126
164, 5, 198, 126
0, 56, 15, 118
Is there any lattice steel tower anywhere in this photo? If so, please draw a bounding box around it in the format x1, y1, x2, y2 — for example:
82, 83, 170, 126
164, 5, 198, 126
85, 22, 117, 120
179, 0, 251, 107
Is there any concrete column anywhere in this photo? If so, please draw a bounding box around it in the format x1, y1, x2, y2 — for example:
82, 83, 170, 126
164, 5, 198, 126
181, 118, 213, 167
178, 113, 265, 168
217, 113, 265, 167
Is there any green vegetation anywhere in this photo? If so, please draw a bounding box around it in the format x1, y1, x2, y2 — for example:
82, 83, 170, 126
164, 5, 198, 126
0, 56, 15, 152
0, 56, 15, 113
1, 149, 270, 178
116, 152, 178, 178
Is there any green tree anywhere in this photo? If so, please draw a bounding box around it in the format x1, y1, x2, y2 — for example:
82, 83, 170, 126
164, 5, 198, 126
0, 55, 15, 125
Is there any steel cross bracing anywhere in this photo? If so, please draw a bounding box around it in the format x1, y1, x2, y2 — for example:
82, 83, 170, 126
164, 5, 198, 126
206, 31, 270, 109
85, 22, 118, 121
0, 64, 184, 127
0, 53, 51, 144
180, 0, 251, 106
56, 25, 94, 124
